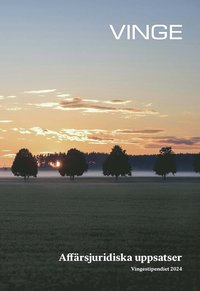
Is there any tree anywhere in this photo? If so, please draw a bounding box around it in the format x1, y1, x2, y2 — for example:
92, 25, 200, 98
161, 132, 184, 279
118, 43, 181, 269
154, 147, 176, 180
193, 153, 200, 175
11, 148, 38, 181
103, 145, 131, 181
58, 148, 88, 180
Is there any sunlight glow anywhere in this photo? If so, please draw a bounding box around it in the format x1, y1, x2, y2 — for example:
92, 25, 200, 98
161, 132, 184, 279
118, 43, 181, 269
49, 161, 61, 168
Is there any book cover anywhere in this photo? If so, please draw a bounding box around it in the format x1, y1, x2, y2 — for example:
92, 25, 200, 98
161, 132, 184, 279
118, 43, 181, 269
0, 1, 199, 290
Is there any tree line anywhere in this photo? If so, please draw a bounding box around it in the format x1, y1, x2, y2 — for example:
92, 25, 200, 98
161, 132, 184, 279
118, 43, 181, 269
36, 152, 198, 172
10, 146, 200, 181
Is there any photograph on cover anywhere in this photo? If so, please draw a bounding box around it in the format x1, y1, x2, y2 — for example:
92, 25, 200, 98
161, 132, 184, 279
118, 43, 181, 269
0, 0, 200, 290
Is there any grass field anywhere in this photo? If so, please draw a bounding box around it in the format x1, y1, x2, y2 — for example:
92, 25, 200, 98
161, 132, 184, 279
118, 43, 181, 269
0, 177, 200, 291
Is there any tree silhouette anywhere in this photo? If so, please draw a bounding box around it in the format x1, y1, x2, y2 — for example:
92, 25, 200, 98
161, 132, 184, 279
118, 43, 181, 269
103, 145, 131, 181
58, 148, 88, 180
11, 148, 38, 181
154, 147, 176, 180
193, 153, 200, 175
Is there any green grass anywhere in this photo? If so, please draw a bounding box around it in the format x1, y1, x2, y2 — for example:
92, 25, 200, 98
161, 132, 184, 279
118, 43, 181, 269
0, 177, 200, 291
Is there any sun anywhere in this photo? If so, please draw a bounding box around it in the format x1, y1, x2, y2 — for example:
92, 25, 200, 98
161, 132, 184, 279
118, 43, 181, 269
55, 161, 61, 168
49, 160, 61, 168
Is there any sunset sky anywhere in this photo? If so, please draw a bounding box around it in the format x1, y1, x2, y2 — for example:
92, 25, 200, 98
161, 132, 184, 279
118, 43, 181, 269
0, 0, 200, 166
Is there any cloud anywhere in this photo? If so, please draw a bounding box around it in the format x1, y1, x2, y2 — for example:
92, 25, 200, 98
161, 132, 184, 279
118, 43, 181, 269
30, 98, 81, 109
114, 129, 164, 134
59, 97, 131, 104
0, 95, 16, 100
12, 128, 31, 135
145, 143, 163, 149
35, 102, 59, 108
82, 98, 100, 103
2, 153, 15, 158
143, 135, 175, 140
0, 120, 13, 123
24, 89, 57, 94
13, 126, 199, 150
12, 126, 158, 146
143, 136, 200, 146
6, 107, 22, 111
57, 94, 71, 98
58, 97, 99, 104
60, 97, 129, 104
29, 127, 109, 144
58, 100, 158, 115
104, 99, 131, 104
89, 135, 114, 141
157, 137, 200, 146
144, 136, 200, 150
30, 97, 157, 116
59, 97, 82, 105
26, 96, 160, 117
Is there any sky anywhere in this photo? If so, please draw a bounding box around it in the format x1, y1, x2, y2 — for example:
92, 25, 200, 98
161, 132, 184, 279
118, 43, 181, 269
0, 0, 200, 166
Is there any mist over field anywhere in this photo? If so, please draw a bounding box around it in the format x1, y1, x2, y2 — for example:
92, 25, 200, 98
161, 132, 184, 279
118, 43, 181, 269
0, 169, 199, 179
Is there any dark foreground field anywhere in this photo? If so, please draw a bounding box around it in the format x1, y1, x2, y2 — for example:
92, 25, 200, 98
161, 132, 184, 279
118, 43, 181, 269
0, 177, 200, 291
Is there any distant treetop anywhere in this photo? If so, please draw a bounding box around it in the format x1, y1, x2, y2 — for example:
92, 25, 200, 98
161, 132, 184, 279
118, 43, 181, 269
11, 148, 38, 181
58, 148, 88, 180
103, 145, 131, 180
154, 147, 176, 180
193, 153, 200, 174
